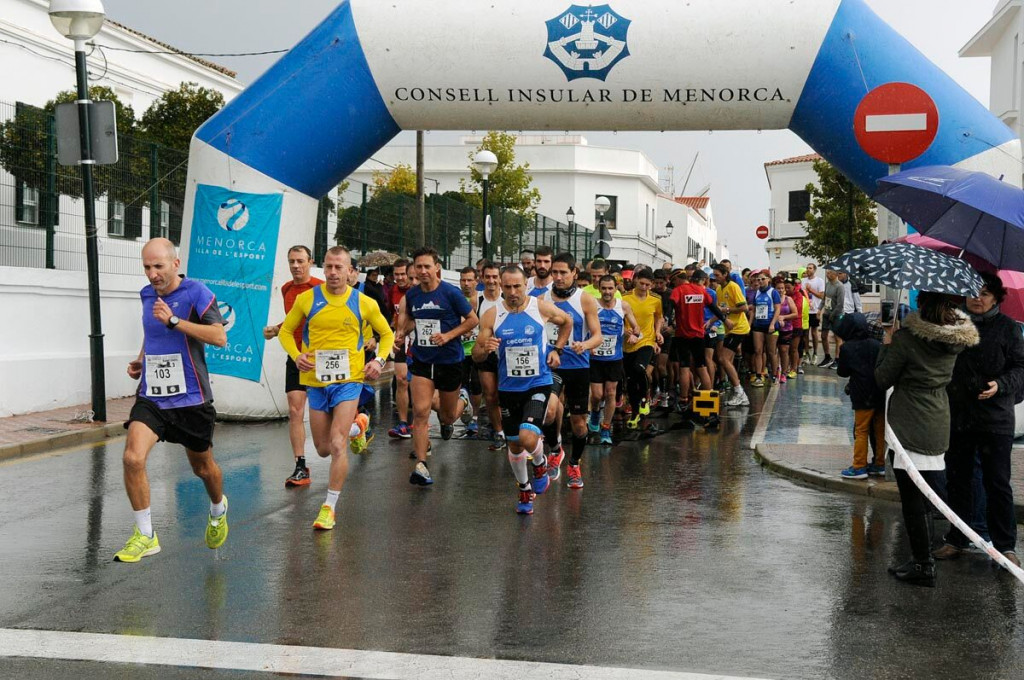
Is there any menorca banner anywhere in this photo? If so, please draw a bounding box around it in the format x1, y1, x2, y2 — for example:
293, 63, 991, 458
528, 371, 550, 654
187, 184, 282, 383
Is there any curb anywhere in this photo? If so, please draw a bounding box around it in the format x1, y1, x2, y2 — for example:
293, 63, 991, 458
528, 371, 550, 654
754, 443, 1024, 523
0, 422, 126, 463
753, 443, 902, 503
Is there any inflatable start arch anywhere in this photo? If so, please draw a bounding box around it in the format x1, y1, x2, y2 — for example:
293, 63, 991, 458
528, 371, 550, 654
181, 0, 1020, 418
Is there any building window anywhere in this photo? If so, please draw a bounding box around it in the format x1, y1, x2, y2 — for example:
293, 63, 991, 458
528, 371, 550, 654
17, 182, 39, 225
152, 200, 170, 239
595, 195, 618, 230
788, 190, 811, 223
108, 200, 125, 237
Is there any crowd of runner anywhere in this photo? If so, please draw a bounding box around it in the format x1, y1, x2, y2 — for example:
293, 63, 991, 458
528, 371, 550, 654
109, 236, 879, 561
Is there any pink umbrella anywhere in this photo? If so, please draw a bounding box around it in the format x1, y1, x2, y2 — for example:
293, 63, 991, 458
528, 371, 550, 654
899, 233, 1024, 322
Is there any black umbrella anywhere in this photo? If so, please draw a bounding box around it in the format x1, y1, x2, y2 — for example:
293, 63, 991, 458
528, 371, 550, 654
825, 243, 982, 297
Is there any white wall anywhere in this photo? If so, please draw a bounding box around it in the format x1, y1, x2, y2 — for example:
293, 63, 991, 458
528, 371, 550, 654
765, 160, 818, 272
0, 266, 146, 417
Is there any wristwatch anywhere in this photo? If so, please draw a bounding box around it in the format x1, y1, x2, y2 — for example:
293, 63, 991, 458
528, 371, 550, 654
552, 346, 564, 355
376, 356, 387, 368
167, 315, 180, 329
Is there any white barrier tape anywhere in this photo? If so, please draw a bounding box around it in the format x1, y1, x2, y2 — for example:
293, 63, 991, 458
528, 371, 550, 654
885, 421, 1024, 584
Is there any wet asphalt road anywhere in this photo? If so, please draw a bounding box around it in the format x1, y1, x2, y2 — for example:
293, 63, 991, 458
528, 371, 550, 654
1, 389, 1022, 680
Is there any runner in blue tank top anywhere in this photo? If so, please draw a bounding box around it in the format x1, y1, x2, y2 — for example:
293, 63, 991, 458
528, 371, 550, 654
115, 238, 229, 564
589, 275, 641, 445
474, 266, 572, 515
541, 252, 603, 490
527, 246, 554, 298
396, 247, 478, 486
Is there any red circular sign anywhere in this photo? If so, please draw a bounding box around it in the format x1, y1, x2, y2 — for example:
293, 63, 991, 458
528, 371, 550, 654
756, 225, 769, 240
854, 83, 939, 165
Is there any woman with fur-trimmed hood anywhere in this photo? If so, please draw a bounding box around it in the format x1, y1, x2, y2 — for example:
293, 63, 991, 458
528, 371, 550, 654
875, 292, 980, 588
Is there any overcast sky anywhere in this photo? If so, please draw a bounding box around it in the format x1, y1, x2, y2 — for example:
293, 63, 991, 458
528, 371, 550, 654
101, 0, 999, 266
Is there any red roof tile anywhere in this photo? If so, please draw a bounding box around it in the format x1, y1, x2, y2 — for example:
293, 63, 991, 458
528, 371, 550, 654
764, 153, 822, 168
674, 196, 710, 210
106, 20, 237, 79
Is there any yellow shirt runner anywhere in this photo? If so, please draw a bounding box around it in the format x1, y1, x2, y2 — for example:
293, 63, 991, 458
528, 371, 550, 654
623, 291, 663, 352
279, 284, 395, 387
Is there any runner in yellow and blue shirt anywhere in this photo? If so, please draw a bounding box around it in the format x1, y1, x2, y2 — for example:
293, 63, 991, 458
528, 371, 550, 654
279, 246, 394, 531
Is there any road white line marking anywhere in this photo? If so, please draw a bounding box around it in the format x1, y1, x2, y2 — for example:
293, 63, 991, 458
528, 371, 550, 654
0, 629, 772, 680
865, 113, 928, 133
799, 395, 842, 406
749, 385, 779, 451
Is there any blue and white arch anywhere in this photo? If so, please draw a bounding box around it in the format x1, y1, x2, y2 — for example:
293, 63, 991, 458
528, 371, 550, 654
182, 0, 1019, 418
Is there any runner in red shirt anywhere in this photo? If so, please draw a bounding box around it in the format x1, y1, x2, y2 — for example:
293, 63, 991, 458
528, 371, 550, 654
387, 258, 415, 439
669, 271, 731, 408
264, 245, 323, 487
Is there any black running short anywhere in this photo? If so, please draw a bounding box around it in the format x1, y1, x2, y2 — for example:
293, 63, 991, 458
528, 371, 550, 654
624, 346, 655, 372
462, 356, 482, 396
704, 334, 724, 350
723, 334, 745, 353
391, 340, 407, 363
126, 397, 217, 452
555, 368, 590, 415
499, 385, 551, 440
409, 359, 463, 392
590, 359, 624, 384
808, 314, 820, 329
474, 351, 499, 374
670, 337, 705, 369
284, 357, 305, 393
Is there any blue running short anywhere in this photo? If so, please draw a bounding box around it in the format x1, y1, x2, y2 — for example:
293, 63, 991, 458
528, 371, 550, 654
307, 382, 363, 413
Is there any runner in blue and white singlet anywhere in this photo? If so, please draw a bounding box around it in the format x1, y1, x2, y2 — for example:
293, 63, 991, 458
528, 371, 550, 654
474, 266, 572, 515
588, 275, 641, 444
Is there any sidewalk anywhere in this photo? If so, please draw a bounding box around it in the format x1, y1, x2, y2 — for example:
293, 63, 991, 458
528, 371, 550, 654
0, 397, 134, 460
751, 365, 1024, 523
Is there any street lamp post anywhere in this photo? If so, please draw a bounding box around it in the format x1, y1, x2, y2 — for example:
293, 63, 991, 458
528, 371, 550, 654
566, 206, 575, 254
594, 196, 611, 259
49, 0, 107, 421
656, 220, 675, 267
472, 150, 498, 261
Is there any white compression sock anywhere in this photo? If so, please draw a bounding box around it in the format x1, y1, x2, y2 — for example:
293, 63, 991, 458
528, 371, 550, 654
134, 508, 153, 537
530, 439, 547, 469
210, 498, 226, 518
325, 489, 341, 510
507, 449, 529, 486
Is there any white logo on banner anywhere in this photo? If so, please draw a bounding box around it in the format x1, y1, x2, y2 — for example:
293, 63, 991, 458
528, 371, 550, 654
544, 4, 631, 82
217, 198, 250, 232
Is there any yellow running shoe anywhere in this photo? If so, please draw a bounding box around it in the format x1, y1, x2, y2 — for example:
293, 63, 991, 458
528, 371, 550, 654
205, 495, 229, 549
114, 527, 160, 563
313, 504, 336, 530
350, 413, 370, 455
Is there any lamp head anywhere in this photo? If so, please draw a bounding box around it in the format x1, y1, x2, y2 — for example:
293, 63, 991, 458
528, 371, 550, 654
566, 206, 575, 223
665, 220, 674, 236
595, 196, 611, 216
472, 150, 498, 180
49, 0, 105, 40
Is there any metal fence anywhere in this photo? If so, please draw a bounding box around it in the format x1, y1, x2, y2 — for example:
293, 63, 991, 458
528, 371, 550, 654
0, 99, 189, 275
0, 98, 593, 275
323, 181, 594, 270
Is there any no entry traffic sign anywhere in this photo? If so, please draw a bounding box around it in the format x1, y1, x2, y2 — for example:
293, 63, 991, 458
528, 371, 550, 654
756, 225, 769, 240
854, 83, 939, 165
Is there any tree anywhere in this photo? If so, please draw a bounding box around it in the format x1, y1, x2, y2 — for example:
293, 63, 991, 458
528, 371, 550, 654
371, 163, 417, 196
139, 82, 224, 150
138, 83, 225, 243
796, 159, 878, 265
461, 131, 541, 215
0, 86, 135, 202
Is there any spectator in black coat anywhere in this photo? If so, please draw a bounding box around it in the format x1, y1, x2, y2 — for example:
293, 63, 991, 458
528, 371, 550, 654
835, 313, 885, 479
935, 273, 1024, 568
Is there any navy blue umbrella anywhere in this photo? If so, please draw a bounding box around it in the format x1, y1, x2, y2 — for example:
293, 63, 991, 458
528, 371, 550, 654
874, 166, 1024, 271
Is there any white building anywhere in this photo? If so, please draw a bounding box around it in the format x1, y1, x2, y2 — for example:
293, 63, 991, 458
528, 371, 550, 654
0, 0, 244, 416
763, 153, 820, 273
961, 0, 1024, 181
346, 135, 726, 269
